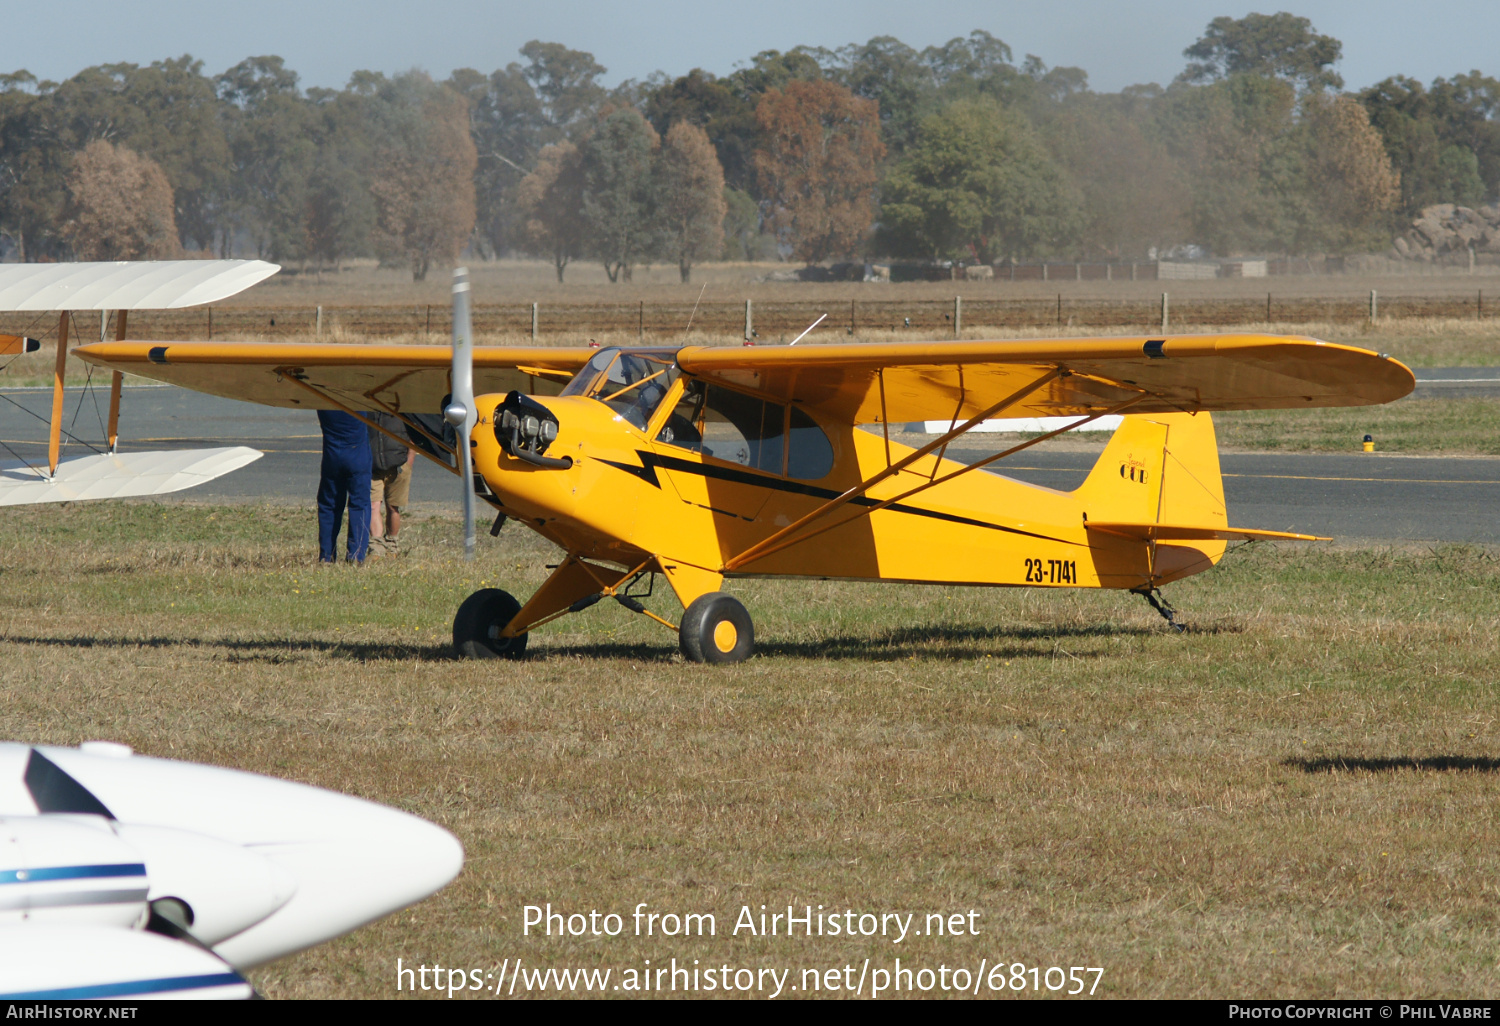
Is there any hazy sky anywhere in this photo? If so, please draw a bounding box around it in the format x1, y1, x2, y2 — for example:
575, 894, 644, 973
7, 1, 1498, 94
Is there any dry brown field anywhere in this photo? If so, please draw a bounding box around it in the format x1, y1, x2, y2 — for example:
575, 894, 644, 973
4, 503, 1500, 999
8, 259, 1500, 350
5, 260, 1500, 390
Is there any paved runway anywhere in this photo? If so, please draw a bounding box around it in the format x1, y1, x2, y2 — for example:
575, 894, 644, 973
1, 381, 1497, 543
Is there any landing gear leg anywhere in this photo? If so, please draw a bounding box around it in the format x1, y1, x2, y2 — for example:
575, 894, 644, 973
1135, 587, 1185, 633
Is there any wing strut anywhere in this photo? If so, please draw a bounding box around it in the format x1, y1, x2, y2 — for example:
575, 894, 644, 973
722, 390, 1148, 572
106, 311, 126, 452
46, 312, 68, 475
721, 368, 1063, 571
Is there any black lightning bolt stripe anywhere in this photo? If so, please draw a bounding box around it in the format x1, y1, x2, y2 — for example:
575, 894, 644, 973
597, 456, 660, 487
598, 450, 1073, 545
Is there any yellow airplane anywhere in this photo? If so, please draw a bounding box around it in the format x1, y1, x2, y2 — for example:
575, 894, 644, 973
74, 270, 1414, 663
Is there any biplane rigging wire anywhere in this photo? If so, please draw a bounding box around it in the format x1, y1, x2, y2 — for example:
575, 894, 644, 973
0, 310, 107, 463
0, 337, 50, 475
64, 360, 109, 457
0, 390, 107, 457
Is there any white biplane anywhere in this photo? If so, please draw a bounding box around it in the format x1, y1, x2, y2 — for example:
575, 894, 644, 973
0, 260, 274, 505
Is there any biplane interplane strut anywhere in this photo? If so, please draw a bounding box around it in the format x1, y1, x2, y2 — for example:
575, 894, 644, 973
76, 270, 1415, 663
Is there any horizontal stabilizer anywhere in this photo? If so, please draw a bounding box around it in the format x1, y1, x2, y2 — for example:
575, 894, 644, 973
0, 446, 262, 506
1086, 521, 1328, 542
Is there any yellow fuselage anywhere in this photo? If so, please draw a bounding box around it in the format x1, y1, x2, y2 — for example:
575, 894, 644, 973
471, 384, 1226, 609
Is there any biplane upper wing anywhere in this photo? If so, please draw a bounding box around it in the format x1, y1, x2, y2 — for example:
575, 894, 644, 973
72, 342, 598, 413
0, 260, 280, 311
673, 334, 1415, 423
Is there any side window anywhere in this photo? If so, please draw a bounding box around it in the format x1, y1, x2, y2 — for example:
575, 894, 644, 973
786, 406, 834, 480
658, 381, 784, 474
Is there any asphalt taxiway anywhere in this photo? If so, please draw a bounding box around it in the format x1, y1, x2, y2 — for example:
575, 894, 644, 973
0, 380, 1496, 544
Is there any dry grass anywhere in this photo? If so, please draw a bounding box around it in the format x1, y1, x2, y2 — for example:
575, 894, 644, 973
1214, 398, 1500, 454
3, 502, 1500, 998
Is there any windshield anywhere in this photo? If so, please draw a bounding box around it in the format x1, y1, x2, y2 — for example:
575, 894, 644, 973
559, 347, 681, 430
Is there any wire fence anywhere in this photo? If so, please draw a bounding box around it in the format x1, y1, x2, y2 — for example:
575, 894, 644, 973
83, 292, 1500, 344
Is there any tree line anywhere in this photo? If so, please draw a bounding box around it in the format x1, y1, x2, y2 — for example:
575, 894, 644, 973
2, 13, 1498, 281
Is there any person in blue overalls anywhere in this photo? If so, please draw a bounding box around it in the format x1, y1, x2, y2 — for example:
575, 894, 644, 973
316, 410, 372, 563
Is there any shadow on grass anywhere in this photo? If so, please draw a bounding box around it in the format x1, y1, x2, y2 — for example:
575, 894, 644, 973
1288, 755, 1500, 774
6, 620, 1163, 665
1, 634, 454, 664
548, 622, 1158, 662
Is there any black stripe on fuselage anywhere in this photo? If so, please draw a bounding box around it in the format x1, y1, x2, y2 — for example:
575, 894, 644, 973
600, 449, 1074, 545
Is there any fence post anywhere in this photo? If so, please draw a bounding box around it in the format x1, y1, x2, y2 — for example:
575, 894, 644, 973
1480, 290, 1484, 320
1130, 261, 1137, 281
953, 295, 962, 339
1369, 289, 1377, 322
1160, 292, 1169, 333
638, 300, 644, 341
1074, 262, 1081, 281
531, 302, 538, 341
1267, 292, 1272, 323
1056, 293, 1062, 326
850, 298, 856, 336
743, 299, 753, 342
1042, 263, 1048, 282
425, 305, 431, 338
207, 307, 212, 340
316, 305, 323, 339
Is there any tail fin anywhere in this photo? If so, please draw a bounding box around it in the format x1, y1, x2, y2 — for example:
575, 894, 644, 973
1075, 411, 1227, 529
1074, 412, 1229, 586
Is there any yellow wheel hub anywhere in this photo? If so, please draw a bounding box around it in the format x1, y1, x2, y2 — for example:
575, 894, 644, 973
712, 619, 738, 654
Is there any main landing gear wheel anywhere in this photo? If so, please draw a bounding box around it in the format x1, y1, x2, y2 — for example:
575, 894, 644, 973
679, 593, 755, 664
453, 588, 529, 659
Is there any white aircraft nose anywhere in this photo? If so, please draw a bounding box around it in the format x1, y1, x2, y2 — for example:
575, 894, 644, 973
213, 815, 463, 968
36, 746, 463, 969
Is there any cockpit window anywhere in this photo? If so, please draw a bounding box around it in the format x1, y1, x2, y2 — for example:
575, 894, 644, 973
659, 381, 784, 473
657, 381, 836, 479
559, 347, 680, 430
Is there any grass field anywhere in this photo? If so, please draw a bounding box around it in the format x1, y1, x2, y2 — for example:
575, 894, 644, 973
3, 502, 1500, 998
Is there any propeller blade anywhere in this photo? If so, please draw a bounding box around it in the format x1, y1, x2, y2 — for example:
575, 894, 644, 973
443, 267, 477, 561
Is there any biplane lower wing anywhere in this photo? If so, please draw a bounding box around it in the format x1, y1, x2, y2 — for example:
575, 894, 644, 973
0, 447, 262, 506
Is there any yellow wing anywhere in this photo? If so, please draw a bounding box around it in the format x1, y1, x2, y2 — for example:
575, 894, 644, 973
674, 334, 1414, 423
72, 341, 597, 412
74, 333, 1414, 422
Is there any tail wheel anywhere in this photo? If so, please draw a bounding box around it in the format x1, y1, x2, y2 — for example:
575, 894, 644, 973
453, 588, 528, 660
679, 593, 754, 664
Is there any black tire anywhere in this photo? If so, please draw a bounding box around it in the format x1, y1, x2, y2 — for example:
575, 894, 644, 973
453, 588, 528, 660
679, 592, 754, 664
